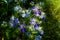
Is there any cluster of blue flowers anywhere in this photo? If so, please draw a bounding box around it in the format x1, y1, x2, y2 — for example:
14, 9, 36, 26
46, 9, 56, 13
9, 16, 27, 32
9, 16, 19, 26
8, 1, 46, 40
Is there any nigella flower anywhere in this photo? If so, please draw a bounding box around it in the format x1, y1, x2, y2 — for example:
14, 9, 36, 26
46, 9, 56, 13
40, 12, 46, 20
9, 16, 20, 27
22, 13, 26, 17
34, 11, 41, 16
39, 30, 44, 35
10, 22, 16, 27
14, 5, 20, 11
25, 14, 29, 18
18, 23, 27, 29
36, 35, 42, 40
30, 18, 36, 24
31, 18, 36, 22
32, 6, 38, 11
15, 18, 20, 23
34, 23, 39, 30
14, 5, 22, 12
9, 16, 15, 25
10, 16, 15, 21
32, 7, 41, 16
9, 17, 15, 26
20, 28, 26, 32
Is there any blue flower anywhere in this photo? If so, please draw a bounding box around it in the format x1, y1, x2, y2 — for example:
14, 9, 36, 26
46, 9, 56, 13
39, 30, 44, 35
25, 14, 29, 18
30, 21, 35, 24
32, 7, 41, 16
31, 18, 36, 22
40, 12, 46, 20
22, 14, 26, 17
40, 15, 45, 21
14, 5, 21, 12
34, 23, 39, 30
10, 22, 16, 27
30, 18, 36, 24
36, 35, 42, 40
15, 18, 19, 23
21, 28, 26, 32
9, 19, 14, 23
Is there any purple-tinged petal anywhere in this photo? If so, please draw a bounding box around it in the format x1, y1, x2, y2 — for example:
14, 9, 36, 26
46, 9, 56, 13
21, 28, 26, 32
34, 23, 39, 30
10, 22, 16, 27
25, 14, 29, 18
39, 11, 41, 15
9, 19, 14, 23
32, 7, 38, 11
30, 21, 35, 24
15, 18, 19, 23
30, 18, 36, 24
31, 18, 35, 22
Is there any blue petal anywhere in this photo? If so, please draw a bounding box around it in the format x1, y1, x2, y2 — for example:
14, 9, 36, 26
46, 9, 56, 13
39, 30, 44, 35
30, 21, 35, 24
22, 14, 26, 17
39, 11, 41, 15
21, 28, 26, 32
15, 18, 19, 23
25, 14, 29, 18
9, 19, 14, 23
41, 16, 45, 21
11, 22, 16, 27
14, 5, 20, 11
31, 18, 35, 22
34, 24, 39, 30
34, 24, 39, 28
36, 35, 42, 40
